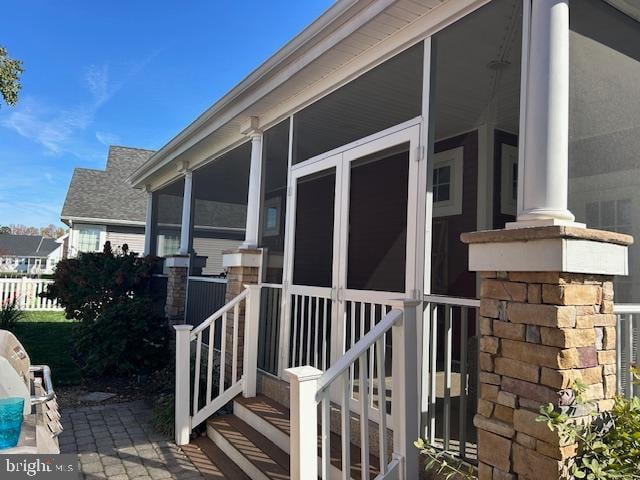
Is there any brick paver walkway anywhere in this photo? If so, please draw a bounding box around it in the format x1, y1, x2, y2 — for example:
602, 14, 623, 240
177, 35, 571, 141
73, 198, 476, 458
59, 401, 205, 480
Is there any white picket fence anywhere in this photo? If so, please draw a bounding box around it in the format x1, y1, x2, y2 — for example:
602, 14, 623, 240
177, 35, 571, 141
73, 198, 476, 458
0, 278, 61, 311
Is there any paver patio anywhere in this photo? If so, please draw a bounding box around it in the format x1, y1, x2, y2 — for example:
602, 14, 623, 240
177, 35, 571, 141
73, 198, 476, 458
58, 400, 205, 480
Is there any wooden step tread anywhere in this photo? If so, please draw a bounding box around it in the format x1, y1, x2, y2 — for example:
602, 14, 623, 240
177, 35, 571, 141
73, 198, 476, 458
235, 395, 291, 437
207, 415, 290, 480
235, 396, 381, 479
181, 437, 251, 480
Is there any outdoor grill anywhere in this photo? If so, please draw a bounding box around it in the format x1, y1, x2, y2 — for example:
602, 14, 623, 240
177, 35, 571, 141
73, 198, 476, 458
0, 329, 61, 453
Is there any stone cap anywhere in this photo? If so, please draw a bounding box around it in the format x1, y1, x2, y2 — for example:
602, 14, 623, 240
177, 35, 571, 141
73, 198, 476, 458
222, 247, 262, 255
461, 226, 633, 247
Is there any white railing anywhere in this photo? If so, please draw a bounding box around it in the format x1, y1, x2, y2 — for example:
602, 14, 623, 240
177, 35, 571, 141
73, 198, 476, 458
422, 294, 480, 465
286, 300, 420, 480
615, 304, 640, 398
0, 278, 61, 311
174, 284, 261, 445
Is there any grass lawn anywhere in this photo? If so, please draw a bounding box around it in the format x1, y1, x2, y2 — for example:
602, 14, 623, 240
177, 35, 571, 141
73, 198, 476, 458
12, 311, 82, 386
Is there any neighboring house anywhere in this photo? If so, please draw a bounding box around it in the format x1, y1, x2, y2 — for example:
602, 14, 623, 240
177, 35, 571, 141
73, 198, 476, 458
127, 1, 639, 479
61, 146, 153, 258
0, 234, 63, 274
61, 145, 244, 275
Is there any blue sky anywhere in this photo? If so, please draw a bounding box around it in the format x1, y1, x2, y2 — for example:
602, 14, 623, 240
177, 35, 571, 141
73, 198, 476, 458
0, 0, 333, 228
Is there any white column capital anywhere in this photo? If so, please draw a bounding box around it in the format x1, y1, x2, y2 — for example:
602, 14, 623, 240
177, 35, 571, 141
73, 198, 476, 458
177, 161, 190, 174
240, 115, 261, 137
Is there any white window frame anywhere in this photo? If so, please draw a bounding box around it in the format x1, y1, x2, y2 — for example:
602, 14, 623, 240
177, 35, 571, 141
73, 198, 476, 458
262, 196, 281, 237
432, 146, 464, 217
74, 224, 107, 254
500, 143, 519, 216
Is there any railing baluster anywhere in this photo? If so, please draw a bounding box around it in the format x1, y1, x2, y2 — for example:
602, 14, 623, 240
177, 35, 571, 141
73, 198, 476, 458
307, 296, 312, 366
429, 303, 438, 445
292, 295, 299, 367
459, 306, 468, 461
206, 322, 215, 402
350, 302, 356, 400
624, 314, 633, 398
358, 352, 370, 480
193, 332, 202, 415
617, 313, 623, 394
443, 305, 452, 451
299, 296, 306, 366
322, 298, 328, 370
315, 297, 320, 368
376, 337, 388, 472
219, 311, 227, 395
369, 304, 375, 408
321, 394, 331, 479
341, 371, 351, 480
232, 303, 239, 383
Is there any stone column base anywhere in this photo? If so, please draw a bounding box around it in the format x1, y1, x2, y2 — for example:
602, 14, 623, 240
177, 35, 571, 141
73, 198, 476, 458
462, 226, 632, 479
221, 248, 262, 383
165, 255, 189, 325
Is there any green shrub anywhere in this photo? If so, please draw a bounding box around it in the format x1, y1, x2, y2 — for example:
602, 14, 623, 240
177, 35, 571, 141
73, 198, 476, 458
42, 244, 169, 375
0, 297, 24, 331
538, 372, 640, 479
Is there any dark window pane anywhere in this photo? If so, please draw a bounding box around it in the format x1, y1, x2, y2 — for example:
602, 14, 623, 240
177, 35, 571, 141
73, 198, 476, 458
293, 44, 423, 164
259, 119, 290, 283
346, 146, 409, 292
292, 169, 336, 287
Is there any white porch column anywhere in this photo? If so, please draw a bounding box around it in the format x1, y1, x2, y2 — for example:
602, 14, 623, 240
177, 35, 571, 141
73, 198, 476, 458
514, 0, 578, 227
143, 187, 153, 256
241, 116, 263, 248
179, 168, 193, 255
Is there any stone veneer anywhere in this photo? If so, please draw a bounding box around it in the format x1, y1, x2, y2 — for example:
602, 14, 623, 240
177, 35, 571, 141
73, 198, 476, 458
165, 257, 189, 325
474, 271, 617, 479
223, 248, 261, 383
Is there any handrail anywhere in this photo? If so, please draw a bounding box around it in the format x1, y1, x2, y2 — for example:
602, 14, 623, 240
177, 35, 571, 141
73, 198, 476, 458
614, 304, 640, 314
191, 288, 248, 338
30, 365, 54, 405
260, 283, 283, 289
316, 308, 402, 394
424, 293, 480, 308
188, 276, 228, 284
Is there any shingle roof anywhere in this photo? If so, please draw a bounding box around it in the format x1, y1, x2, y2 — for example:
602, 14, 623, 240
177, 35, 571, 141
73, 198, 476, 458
61, 146, 154, 225
0, 235, 59, 258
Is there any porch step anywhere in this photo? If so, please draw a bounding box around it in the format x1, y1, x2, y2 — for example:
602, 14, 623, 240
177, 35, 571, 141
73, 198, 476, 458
181, 436, 251, 479
206, 415, 290, 480
231, 395, 381, 480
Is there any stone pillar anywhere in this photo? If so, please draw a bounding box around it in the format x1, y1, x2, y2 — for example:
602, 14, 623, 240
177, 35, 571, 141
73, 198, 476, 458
462, 226, 632, 480
222, 248, 262, 382
165, 255, 190, 325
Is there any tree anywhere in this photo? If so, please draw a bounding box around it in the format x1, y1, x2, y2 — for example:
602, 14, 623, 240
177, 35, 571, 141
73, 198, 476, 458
0, 46, 23, 108
40, 224, 67, 239
0, 226, 10, 235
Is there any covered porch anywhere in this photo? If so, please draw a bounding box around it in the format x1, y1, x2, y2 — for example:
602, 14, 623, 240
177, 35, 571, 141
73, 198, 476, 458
130, 0, 640, 478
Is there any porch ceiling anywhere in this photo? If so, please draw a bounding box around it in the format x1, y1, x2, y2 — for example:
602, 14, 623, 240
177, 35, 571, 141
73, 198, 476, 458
130, 0, 461, 190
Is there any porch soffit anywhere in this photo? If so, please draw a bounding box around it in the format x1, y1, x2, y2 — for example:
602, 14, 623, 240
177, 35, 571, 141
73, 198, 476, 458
133, 0, 487, 191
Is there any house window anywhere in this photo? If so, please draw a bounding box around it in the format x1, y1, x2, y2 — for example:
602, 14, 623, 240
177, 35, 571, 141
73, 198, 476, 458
76, 225, 104, 253
262, 197, 281, 237
433, 166, 451, 202
157, 234, 180, 257
432, 147, 464, 217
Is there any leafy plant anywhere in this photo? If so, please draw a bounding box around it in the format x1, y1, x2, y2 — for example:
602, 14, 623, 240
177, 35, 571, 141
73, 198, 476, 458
0, 297, 24, 330
537, 369, 640, 480
42, 245, 169, 375
415, 438, 475, 480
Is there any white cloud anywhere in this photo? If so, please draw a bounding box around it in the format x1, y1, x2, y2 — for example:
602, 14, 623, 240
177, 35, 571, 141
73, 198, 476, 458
95, 131, 120, 147
85, 64, 110, 106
